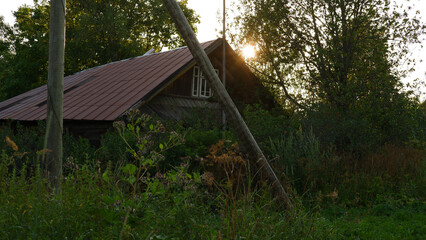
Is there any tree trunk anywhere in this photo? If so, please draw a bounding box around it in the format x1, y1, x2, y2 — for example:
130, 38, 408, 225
162, 0, 292, 209
45, 0, 66, 192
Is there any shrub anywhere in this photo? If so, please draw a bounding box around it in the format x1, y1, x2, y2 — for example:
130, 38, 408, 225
200, 140, 248, 193
163, 125, 237, 171
243, 104, 296, 150
244, 105, 425, 206
63, 132, 96, 166
97, 127, 134, 165
269, 128, 321, 182
182, 107, 223, 130
303, 104, 380, 156
299, 143, 425, 206
304, 95, 425, 157
0, 122, 45, 169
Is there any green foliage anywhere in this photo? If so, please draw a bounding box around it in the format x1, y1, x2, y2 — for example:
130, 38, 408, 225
0, 3, 50, 100
110, 110, 183, 197
243, 104, 321, 184
164, 122, 237, 169
0, 159, 121, 239
304, 103, 380, 155
243, 105, 425, 206
169, 128, 223, 158
63, 133, 95, 165
243, 105, 288, 144
0, 121, 98, 171
321, 203, 426, 239
0, 115, 425, 238
64, 0, 199, 74
233, 0, 425, 107
269, 128, 321, 182
296, 143, 425, 207
232, 0, 426, 156
0, 122, 45, 169
97, 127, 133, 165
0, 17, 14, 101
304, 93, 426, 155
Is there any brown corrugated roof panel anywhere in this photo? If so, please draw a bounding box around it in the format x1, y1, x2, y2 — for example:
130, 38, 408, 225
0, 39, 220, 121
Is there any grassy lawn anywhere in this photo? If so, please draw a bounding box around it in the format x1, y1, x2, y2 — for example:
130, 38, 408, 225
320, 203, 426, 239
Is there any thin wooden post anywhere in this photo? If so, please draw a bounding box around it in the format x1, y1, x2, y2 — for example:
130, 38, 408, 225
45, 0, 66, 192
222, 0, 226, 127
162, 0, 292, 209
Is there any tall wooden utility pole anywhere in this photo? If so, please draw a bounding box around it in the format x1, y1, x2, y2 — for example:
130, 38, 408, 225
45, 0, 66, 192
162, 0, 292, 209
222, 0, 226, 127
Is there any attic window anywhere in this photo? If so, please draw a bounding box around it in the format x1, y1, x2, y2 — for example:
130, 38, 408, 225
192, 66, 218, 98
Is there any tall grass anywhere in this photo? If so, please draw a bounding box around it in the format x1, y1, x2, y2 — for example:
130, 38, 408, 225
1, 110, 425, 239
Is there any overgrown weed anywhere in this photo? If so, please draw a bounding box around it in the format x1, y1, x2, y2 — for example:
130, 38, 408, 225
0, 108, 424, 239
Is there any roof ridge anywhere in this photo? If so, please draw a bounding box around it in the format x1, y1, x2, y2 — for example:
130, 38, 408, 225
69, 39, 219, 78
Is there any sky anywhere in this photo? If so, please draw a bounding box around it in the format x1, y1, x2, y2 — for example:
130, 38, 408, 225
1, 0, 425, 97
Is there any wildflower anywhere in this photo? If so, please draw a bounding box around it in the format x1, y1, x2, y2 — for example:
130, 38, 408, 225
201, 171, 215, 186
5, 136, 18, 151
113, 121, 125, 130
150, 151, 165, 162
36, 148, 52, 155
170, 130, 185, 143
154, 172, 164, 179
327, 189, 338, 200
156, 120, 166, 133
64, 156, 80, 171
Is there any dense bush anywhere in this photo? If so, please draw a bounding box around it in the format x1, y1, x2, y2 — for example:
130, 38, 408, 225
304, 94, 425, 156
243, 104, 297, 151
0, 122, 45, 169
243, 104, 425, 206
96, 127, 135, 166
63, 132, 95, 165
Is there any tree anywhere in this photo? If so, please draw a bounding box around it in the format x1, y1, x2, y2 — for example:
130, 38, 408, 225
234, 0, 424, 107
0, 0, 199, 100
232, 0, 425, 148
64, 0, 199, 74
0, 5, 50, 100
0, 17, 13, 100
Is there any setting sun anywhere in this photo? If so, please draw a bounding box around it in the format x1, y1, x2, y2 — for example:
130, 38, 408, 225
242, 44, 256, 59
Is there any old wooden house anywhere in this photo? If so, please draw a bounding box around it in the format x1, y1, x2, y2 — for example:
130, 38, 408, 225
0, 39, 272, 141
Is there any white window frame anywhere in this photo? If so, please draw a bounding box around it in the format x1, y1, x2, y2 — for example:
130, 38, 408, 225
192, 66, 218, 98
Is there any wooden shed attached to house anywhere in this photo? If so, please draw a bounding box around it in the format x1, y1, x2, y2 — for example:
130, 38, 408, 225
0, 39, 273, 141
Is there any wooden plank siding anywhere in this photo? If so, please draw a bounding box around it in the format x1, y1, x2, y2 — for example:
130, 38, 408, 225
161, 68, 194, 97
139, 94, 221, 121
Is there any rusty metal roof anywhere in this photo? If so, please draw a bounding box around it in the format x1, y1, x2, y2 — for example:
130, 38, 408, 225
0, 39, 220, 121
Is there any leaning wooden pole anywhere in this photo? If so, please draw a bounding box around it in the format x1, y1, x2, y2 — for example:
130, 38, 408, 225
162, 0, 292, 209
45, 0, 66, 192
221, 0, 226, 127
